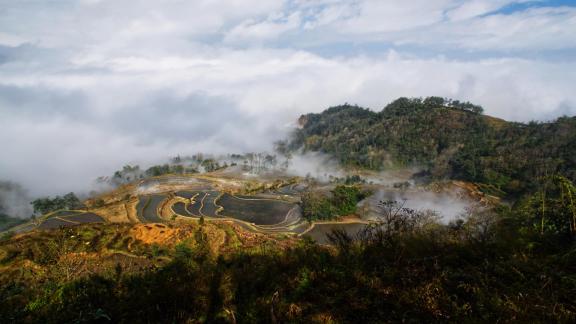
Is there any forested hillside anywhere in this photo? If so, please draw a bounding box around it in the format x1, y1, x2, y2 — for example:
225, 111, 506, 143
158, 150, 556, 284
288, 97, 576, 196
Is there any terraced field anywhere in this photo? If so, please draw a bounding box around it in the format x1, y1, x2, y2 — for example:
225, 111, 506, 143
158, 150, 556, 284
38, 218, 78, 229
36, 212, 105, 230
64, 213, 104, 223
172, 202, 194, 217
139, 176, 211, 187
200, 191, 220, 217
11, 223, 37, 233
6, 176, 309, 236
49, 210, 84, 217
216, 193, 295, 225
137, 195, 168, 223
276, 183, 307, 195
165, 189, 306, 233
175, 191, 198, 199
137, 176, 212, 194
186, 192, 205, 216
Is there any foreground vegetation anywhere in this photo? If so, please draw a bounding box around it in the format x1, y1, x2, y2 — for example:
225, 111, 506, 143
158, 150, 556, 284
1, 177, 575, 323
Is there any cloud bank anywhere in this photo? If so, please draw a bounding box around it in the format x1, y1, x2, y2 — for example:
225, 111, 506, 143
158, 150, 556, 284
0, 0, 575, 196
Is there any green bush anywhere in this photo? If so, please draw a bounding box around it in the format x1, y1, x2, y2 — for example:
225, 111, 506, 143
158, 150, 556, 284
301, 185, 370, 222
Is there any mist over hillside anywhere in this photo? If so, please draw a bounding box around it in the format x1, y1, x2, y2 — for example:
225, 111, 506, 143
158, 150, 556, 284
2, 95, 575, 220
0, 181, 33, 219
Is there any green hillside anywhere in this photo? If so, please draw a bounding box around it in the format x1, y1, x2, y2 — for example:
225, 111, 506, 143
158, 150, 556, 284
288, 97, 576, 196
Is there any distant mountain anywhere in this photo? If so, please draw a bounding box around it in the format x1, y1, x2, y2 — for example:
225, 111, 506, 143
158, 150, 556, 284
288, 97, 576, 196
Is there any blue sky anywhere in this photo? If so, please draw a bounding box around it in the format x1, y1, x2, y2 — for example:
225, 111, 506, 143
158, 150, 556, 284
496, 0, 576, 14
0, 0, 575, 195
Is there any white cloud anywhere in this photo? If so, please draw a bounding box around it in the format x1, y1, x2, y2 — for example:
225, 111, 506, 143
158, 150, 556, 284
243, 1, 575, 52
0, 0, 285, 49
225, 12, 302, 43
0, 0, 575, 196
409, 6, 576, 50
446, 0, 518, 21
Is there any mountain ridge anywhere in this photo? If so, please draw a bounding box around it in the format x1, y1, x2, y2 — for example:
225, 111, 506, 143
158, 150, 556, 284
288, 97, 576, 197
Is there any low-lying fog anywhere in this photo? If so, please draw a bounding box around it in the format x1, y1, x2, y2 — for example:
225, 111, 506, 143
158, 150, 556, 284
0, 151, 474, 222
359, 189, 474, 224
0, 181, 34, 219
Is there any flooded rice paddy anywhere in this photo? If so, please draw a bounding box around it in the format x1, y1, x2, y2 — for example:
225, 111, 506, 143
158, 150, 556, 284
216, 193, 295, 225
36, 212, 105, 230
137, 195, 167, 223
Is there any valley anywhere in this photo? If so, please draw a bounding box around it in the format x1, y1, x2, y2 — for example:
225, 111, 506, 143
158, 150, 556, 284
5, 164, 479, 244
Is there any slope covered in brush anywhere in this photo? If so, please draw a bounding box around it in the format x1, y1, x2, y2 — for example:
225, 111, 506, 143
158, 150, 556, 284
288, 97, 576, 196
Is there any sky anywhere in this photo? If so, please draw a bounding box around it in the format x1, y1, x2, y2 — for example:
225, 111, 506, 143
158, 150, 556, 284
0, 0, 575, 196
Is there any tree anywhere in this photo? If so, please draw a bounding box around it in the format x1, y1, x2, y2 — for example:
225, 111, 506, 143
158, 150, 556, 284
31, 192, 83, 215
369, 200, 438, 239
423, 96, 445, 107
300, 190, 334, 222
330, 185, 366, 215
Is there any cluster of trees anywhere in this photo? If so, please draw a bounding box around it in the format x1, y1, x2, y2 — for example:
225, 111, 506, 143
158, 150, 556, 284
301, 185, 370, 222
107, 163, 200, 184
290, 97, 576, 197
31, 192, 83, 215
144, 163, 199, 177
107, 165, 144, 185
233, 152, 285, 174
422, 96, 484, 113
103, 151, 290, 188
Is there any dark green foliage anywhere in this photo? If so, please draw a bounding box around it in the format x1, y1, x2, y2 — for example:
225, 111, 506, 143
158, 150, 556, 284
2, 205, 575, 323
331, 185, 368, 215
301, 185, 369, 222
512, 175, 576, 247
31, 192, 83, 215
289, 97, 576, 197
300, 191, 335, 222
